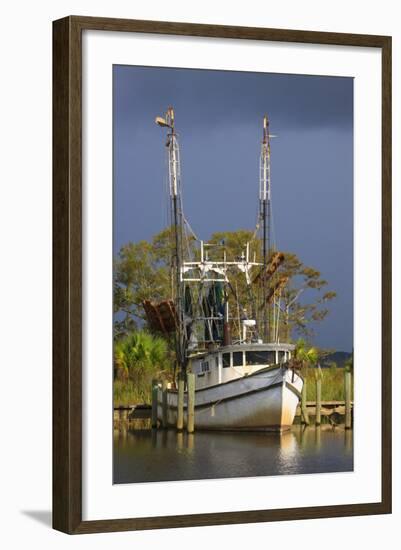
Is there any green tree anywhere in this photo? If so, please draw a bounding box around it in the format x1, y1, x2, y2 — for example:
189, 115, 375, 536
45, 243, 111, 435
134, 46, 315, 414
114, 227, 336, 343
207, 230, 336, 341
114, 239, 170, 338
278, 252, 336, 340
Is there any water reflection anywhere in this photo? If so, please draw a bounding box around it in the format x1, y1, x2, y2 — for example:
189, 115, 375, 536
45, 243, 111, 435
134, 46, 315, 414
315, 426, 321, 450
114, 426, 353, 484
345, 428, 353, 452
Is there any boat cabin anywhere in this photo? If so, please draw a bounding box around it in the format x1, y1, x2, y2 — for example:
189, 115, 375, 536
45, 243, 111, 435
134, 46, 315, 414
190, 343, 295, 389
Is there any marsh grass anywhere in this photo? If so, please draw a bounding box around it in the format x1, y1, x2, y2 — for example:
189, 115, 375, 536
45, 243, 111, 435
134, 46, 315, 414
304, 367, 354, 401
114, 380, 144, 407
113, 373, 174, 407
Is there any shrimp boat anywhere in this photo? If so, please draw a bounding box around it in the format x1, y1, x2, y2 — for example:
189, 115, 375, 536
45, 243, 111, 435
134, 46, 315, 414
146, 107, 303, 432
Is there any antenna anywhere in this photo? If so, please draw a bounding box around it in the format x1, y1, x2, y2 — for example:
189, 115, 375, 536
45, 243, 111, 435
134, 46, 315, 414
156, 107, 186, 370
259, 114, 273, 341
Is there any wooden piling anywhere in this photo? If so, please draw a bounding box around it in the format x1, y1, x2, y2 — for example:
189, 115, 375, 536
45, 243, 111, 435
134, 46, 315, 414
151, 379, 158, 429
187, 372, 195, 433
301, 379, 310, 425
177, 374, 184, 431
345, 370, 352, 429
162, 379, 168, 429
315, 377, 322, 426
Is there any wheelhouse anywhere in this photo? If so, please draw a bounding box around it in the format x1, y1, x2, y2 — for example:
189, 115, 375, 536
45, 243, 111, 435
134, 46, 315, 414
190, 343, 295, 389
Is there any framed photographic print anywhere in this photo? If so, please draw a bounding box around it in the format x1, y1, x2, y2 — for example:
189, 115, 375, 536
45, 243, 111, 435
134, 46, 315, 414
53, 16, 392, 534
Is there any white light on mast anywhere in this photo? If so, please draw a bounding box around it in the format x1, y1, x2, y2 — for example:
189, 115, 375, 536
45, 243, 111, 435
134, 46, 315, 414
156, 108, 180, 197
155, 116, 170, 127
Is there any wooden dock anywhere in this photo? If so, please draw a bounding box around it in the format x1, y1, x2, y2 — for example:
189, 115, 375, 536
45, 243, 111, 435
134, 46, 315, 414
113, 404, 152, 427
295, 400, 353, 423
114, 399, 353, 427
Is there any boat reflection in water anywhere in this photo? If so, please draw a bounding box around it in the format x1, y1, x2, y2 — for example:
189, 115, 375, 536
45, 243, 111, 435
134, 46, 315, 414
113, 425, 353, 484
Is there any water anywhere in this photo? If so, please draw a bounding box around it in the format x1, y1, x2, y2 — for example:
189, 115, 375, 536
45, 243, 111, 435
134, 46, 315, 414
113, 425, 353, 484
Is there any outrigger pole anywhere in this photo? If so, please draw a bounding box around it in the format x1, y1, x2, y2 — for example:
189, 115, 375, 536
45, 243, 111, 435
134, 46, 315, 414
260, 115, 272, 342
156, 107, 186, 371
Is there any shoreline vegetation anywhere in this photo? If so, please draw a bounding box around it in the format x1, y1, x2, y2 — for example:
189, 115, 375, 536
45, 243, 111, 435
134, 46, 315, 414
113, 330, 353, 408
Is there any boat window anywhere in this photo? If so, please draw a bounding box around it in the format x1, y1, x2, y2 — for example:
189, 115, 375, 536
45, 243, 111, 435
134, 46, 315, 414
233, 351, 243, 366
278, 351, 286, 363
222, 353, 230, 368
245, 350, 276, 366
215, 356, 219, 369
200, 360, 210, 373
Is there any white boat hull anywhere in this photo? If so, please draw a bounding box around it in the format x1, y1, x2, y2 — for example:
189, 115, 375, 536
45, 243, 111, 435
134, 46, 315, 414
158, 366, 303, 432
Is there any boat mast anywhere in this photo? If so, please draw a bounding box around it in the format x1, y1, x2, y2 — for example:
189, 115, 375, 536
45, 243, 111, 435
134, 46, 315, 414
156, 107, 186, 370
155, 108, 269, 354
260, 115, 272, 342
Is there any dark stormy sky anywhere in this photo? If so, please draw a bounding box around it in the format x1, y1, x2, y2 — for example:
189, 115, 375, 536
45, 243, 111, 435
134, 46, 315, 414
113, 65, 353, 352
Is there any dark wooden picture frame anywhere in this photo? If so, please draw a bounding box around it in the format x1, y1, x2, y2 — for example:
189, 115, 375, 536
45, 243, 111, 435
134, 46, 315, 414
53, 15, 392, 534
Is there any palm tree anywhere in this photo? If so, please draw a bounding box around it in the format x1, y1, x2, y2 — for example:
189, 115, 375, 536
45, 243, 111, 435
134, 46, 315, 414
115, 331, 168, 374
291, 338, 319, 370
114, 331, 169, 402
114, 344, 129, 381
